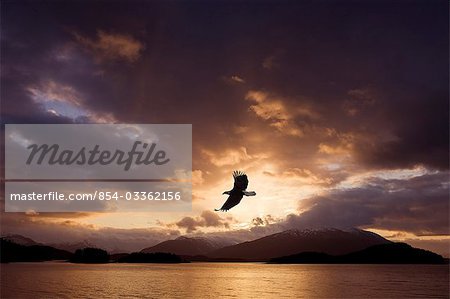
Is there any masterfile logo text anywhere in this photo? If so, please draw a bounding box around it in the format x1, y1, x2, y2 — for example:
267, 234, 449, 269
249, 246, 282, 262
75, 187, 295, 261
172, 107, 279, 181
26, 141, 170, 171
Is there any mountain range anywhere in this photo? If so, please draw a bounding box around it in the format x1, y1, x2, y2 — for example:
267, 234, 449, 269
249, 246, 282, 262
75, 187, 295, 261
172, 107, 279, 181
208, 228, 390, 261
1, 228, 445, 263
2, 234, 39, 246
48, 240, 96, 253
141, 236, 231, 256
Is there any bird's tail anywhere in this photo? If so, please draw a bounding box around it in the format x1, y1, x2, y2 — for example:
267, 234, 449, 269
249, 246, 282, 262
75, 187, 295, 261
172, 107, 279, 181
243, 191, 256, 196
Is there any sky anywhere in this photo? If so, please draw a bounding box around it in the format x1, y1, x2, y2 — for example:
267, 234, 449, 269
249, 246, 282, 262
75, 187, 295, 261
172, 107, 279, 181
1, 0, 449, 256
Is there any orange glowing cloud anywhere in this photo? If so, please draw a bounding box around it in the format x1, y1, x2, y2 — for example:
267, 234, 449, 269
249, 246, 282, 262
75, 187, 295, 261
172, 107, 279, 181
73, 30, 144, 63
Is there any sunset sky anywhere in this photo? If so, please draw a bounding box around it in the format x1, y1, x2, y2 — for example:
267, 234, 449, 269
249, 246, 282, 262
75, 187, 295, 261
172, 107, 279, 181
1, 1, 449, 256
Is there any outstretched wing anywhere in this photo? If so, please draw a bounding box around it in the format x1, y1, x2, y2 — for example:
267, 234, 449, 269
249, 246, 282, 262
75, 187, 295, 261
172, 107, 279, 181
233, 170, 248, 191
215, 192, 243, 212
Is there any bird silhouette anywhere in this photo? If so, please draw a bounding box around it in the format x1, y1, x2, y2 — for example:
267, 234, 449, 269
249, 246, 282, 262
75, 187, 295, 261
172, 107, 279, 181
215, 171, 256, 212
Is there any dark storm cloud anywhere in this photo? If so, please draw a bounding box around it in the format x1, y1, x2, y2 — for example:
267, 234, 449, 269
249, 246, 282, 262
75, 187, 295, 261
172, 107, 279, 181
285, 172, 449, 235
2, 1, 448, 169
353, 90, 449, 170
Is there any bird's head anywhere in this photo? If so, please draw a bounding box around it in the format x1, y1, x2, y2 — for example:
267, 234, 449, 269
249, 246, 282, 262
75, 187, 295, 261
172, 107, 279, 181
222, 191, 231, 195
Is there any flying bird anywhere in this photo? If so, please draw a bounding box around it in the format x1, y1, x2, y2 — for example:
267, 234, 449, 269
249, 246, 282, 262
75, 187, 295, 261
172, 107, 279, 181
215, 171, 256, 212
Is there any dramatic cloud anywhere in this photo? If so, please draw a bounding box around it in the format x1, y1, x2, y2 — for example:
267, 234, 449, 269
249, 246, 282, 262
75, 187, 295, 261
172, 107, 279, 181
286, 172, 449, 235
231, 76, 245, 83
27, 80, 83, 108
202, 146, 266, 167
262, 51, 283, 70
174, 210, 234, 233
26, 80, 117, 123
343, 87, 377, 116
0, 209, 179, 252
251, 215, 278, 227
245, 90, 318, 137
261, 167, 334, 188
192, 170, 205, 186
352, 90, 449, 170
73, 30, 144, 63
222, 75, 246, 85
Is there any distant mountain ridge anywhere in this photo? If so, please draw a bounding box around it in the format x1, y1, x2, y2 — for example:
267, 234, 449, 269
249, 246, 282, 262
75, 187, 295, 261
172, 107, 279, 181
141, 236, 228, 256
0, 229, 391, 260
48, 240, 96, 253
2, 234, 39, 246
208, 228, 391, 261
5, 228, 444, 264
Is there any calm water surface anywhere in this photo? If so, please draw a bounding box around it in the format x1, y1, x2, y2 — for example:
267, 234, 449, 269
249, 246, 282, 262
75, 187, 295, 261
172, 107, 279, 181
1, 263, 448, 298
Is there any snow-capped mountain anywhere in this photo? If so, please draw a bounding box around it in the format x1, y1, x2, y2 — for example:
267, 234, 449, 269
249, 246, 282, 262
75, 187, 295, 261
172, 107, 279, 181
141, 236, 231, 256
208, 228, 391, 261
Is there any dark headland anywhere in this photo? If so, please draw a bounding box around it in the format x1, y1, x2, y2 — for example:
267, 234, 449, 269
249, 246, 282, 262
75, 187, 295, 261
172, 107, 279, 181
269, 243, 446, 264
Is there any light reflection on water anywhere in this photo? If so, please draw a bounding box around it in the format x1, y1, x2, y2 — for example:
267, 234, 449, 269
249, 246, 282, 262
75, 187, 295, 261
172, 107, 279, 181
1, 263, 448, 298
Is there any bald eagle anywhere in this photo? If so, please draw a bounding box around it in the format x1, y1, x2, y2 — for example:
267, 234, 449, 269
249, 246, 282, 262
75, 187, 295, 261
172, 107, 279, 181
215, 171, 256, 212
